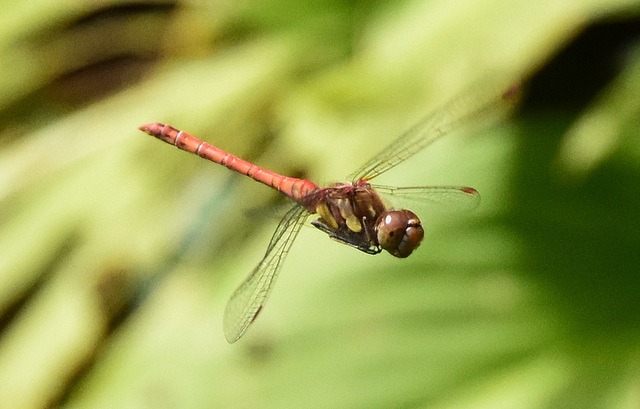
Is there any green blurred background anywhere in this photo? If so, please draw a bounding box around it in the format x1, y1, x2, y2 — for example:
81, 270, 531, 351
1, 0, 640, 408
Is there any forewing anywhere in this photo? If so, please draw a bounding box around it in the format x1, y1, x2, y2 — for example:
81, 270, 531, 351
373, 185, 481, 211
349, 79, 519, 181
223, 204, 309, 343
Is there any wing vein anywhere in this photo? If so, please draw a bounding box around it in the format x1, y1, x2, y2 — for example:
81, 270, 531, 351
223, 204, 308, 343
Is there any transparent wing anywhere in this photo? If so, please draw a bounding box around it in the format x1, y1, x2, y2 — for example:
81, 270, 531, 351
223, 204, 309, 343
349, 80, 519, 182
373, 184, 481, 211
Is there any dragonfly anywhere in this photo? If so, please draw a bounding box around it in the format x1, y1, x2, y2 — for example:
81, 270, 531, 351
140, 80, 517, 343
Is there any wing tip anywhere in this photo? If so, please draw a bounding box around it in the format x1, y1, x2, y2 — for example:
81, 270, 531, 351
461, 187, 479, 196
223, 306, 264, 343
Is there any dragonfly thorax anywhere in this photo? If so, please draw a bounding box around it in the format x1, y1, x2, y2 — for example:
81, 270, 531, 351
308, 181, 423, 257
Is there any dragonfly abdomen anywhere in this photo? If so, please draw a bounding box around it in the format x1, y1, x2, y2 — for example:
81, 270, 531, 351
140, 122, 319, 203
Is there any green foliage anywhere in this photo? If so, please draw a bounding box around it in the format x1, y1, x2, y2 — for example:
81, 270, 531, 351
0, 0, 639, 408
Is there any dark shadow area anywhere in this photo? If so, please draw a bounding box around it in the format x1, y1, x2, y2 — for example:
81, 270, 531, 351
0, 2, 177, 135
511, 17, 640, 338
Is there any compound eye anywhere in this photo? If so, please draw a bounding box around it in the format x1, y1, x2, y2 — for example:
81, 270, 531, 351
375, 210, 424, 258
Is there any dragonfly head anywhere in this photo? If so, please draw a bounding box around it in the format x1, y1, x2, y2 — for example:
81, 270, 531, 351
375, 210, 424, 258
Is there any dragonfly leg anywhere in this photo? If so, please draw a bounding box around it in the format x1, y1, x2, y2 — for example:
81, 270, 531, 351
311, 219, 381, 255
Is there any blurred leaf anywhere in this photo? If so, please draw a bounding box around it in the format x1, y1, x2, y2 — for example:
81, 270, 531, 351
0, 0, 639, 409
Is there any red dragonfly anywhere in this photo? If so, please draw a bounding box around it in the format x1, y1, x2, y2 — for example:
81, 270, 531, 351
140, 81, 516, 343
